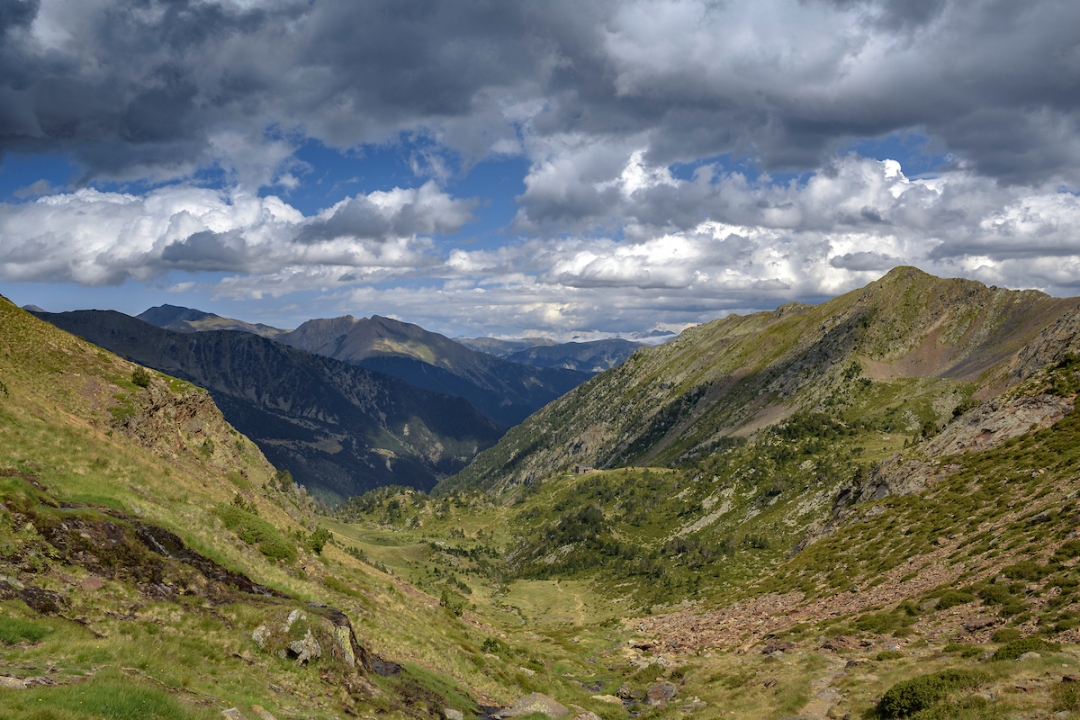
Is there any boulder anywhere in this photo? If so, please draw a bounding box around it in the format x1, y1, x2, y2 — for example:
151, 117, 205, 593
221, 710, 247, 720
646, 681, 678, 705
444, 709, 465, 720
250, 706, 278, 720
1018, 652, 1042, 661
498, 692, 570, 718
573, 713, 601, 720
288, 629, 322, 664
0, 676, 26, 690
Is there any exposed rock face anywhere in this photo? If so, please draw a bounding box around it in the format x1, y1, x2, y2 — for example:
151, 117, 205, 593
1011, 307, 1080, 382
924, 394, 1073, 456
497, 692, 570, 718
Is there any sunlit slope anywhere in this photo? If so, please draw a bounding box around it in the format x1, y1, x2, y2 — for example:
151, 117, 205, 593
0, 298, 625, 720
445, 267, 1079, 493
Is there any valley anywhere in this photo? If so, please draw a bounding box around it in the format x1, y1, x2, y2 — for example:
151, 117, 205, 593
4, 268, 1080, 719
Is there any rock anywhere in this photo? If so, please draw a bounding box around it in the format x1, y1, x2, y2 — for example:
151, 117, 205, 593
251, 624, 272, 650
333, 625, 356, 667
591, 695, 623, 705
498, 692, 570, 718
616, 683, 634, 699
645, 681, 678, 706
250, 706, 278, 720
79, 576, 105, 591
762, 641, 795, 655
886, 644, 901, 653
0, 676, 26, 690
582, 681, 603, 693
962, 618, 997, 632
444, 708, 465, 720
679, 701, 707, 713
1018, 652, 1042, 661
573, 713, 600, 720
845, 658, 869, 668
518, 666, 536, 676
1064, 675, 1078, 683
221, 710, 248, 720
287, 629, 321, 664
762, 677, 779, 688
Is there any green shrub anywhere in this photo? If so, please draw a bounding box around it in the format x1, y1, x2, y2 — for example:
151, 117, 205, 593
307, 526, 331, 554
131, 367, 152, 388
936, 589, 975, 610
0, 615, 52, 644
876, 650, 905, 661
992, 637, 1060, 660
943, 642, 983, 659
878, 669, 988, 718
216, 504, 296, 562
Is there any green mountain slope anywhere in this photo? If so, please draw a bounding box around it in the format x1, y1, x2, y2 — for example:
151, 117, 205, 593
446, 267, 1079, 494
32, 310, 501, 503
276, 315, 592, 427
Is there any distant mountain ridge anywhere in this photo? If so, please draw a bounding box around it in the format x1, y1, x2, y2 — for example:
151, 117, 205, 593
269, 314, 592, 428
138, 306, 592, 428
32, 309, 502, 503
457, 336, 641, 373
138, 304, 287, 338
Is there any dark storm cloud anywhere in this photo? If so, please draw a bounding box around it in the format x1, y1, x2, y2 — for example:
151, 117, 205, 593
1, 0, 1079, 190
160, 230, 251, 272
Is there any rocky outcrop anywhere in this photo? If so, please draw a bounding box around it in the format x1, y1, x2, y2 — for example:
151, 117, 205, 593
251, 603, 376, 673
925, 394, 1073, 456
496, 693, 570, 718
1011, 307, 1080, 382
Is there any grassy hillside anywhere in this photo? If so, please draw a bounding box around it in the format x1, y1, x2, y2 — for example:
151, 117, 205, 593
0, 298, 644, 720
446, 267, 1078, 494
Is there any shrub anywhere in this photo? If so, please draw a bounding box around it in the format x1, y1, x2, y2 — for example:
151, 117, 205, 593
216, 504, 296, 562
307, 526, 331, 554
936, 589, 976, 610
992, 637, 1060, 660
131, 367, 152, 388
878, 669, 988, 718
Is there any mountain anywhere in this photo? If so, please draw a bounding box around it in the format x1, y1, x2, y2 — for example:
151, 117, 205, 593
274, 314, 591, 427
31, 309, 502, 503
457, 336, 644, 372
504, 338, 641, 373
445, 267, 1080, 493
138, 303, 286, 338
454, 336, 558, 357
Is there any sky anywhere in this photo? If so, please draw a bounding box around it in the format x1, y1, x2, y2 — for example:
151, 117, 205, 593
1, 0, 1079, 340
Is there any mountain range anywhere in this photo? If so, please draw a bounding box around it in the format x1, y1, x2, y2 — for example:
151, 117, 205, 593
31, 309, 501, 503
139, 306, 593, 428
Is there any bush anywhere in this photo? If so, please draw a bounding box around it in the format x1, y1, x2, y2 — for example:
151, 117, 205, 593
992, 637, 1060, 660
307, 526, 331, 554
878, 669, 988, 718
936, 589, 976, 610
1052, 680, 1080, 712
990, 628, 1022, 644
216, 504, 297, 562
131, 367, 152, 388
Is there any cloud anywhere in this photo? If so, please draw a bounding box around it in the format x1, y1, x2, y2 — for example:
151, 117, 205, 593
0, 182, 474, 284
0, 0, 1078, 188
